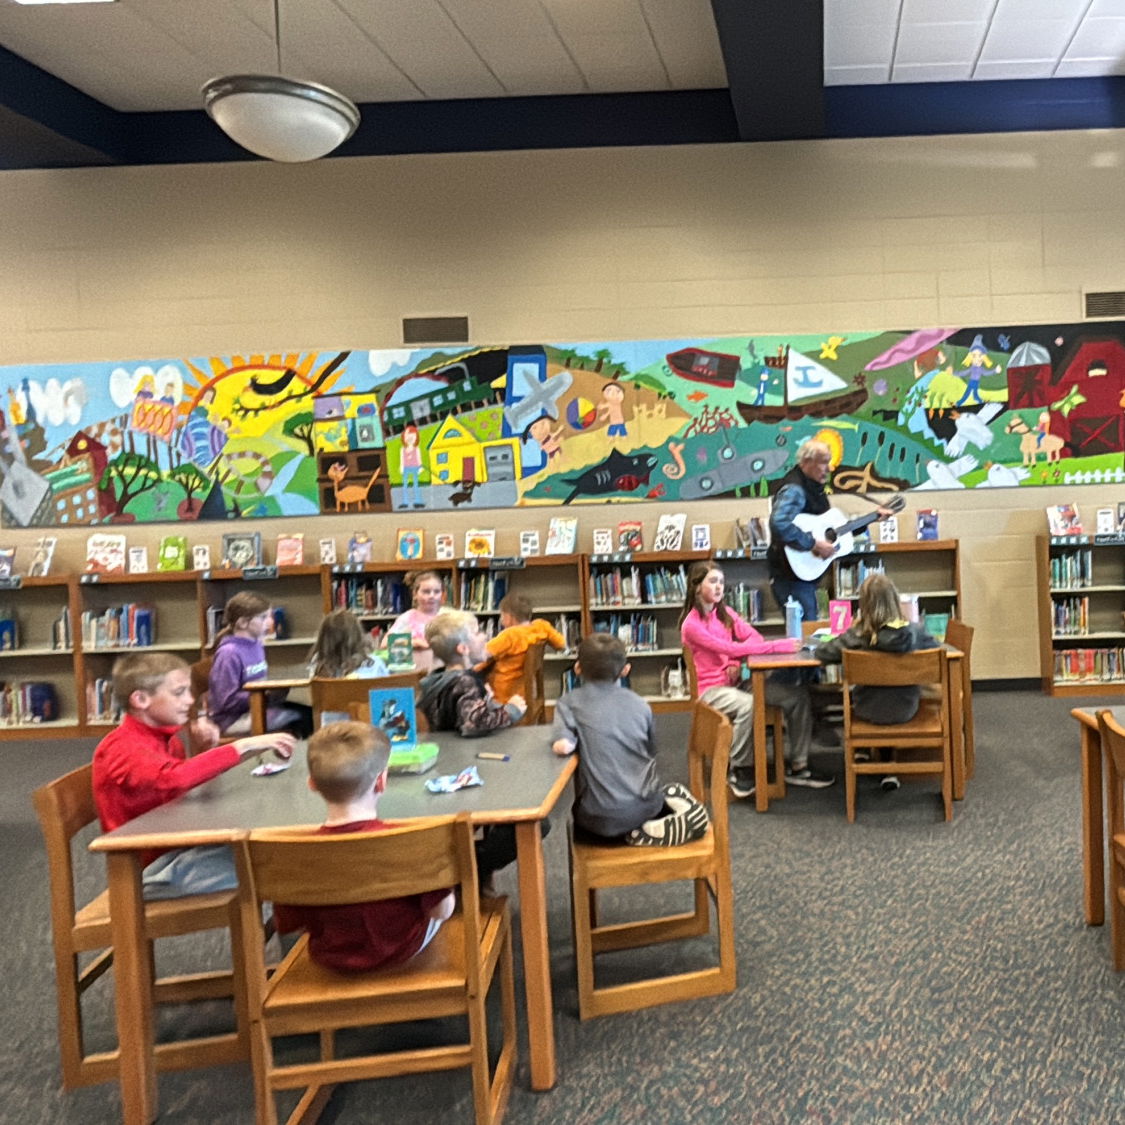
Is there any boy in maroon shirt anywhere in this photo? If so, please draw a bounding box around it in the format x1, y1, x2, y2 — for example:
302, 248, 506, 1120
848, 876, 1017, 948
92, 651, 295, 900
275, 721, 455, 973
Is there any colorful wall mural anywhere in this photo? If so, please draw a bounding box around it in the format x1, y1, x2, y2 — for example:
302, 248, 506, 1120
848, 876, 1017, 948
1, 321, 1123, 527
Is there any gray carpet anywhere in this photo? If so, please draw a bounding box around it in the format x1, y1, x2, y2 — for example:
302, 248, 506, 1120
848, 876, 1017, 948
7, 690, 1125, 1123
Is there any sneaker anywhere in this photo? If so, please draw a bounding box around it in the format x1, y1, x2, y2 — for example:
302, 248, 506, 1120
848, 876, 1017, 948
785, 766, 835, 789
880, 775, 901, 792
727, 769, 756, 800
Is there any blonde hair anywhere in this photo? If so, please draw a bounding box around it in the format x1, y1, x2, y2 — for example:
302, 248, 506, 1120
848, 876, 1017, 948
424, 610, 477, 664
307, 721, 391, 804
112, 652, 189, 710
854, 573, 905, 644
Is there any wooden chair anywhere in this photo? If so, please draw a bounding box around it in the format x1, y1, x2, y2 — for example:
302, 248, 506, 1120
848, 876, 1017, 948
568, 701, 736, 1019
32, 763, 248, 1089
943, 618, 976, 781
232, 813, 516, 1125
518, 641, 546, 725
682, 644, 784, 776
1095, 710, 1125, 970
310, 669, 423, 728
841, 648, 953, 823
189, 655, 213, 726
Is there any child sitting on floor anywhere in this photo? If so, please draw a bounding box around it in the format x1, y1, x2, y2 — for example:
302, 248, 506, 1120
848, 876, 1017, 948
552, 633, 708, 847
481, 593, 566, 705
274, 721, 455, 973
208, 590, 312, 738
92, 651, 295, 900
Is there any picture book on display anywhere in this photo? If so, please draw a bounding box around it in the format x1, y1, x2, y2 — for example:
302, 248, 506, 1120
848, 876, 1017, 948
396, 528, 424, 562
29, 536, 57, 577
127, 546, 149, 574
465, 529, 495, 558
369, 685, 438, 773
545, 517, 577, 555
916, 509, 939, 541
348, 531, 373, 564
318, 538, 337, 565
435, 533, 455, 560
652, 512, 686, 552
691, 524, 711, 551
1097, 507, 1116, 535
192, 544, 211, 571
617, 520, 643, 552
878, 516, 899, 543
85, 533, 126, 575
385, 632, 414, 669
275, 533, 304, 567
1046, 504, 1082, 536
0, 548, 14, 579
520, 530, 540, 557
221, 531, 262, 569
157, 535, 188, 572
592, 528, 613, 555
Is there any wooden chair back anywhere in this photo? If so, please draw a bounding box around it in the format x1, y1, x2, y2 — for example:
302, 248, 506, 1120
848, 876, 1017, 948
32, 764, 245, 1089
188, 655, 213, 724
519, 642, 546, 725
944, 618, 976, 780
568, 701, 736, 1019
840, 647, 952, 822
232, 812, 516, 1124
1096, 709, 1125, 970
310, 670, 423, 728
682, 645, 699, 697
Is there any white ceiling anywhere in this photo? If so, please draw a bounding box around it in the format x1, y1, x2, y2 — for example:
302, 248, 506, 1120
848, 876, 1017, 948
0, 0, 1120, 116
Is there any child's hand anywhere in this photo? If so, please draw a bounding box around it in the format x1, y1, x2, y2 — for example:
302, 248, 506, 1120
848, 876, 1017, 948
233, 732, 297, 762
507, 693, 527, 714
779, 637, 802, 653
186, 715, 221, 752
552, 737, 577, 757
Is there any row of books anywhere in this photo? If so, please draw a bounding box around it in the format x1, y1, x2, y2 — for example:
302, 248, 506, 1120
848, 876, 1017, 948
834, 560, 886, 597
1053, 648, 1125, 682
204, 605, 289, 646
559, 669, 631, 694
331, 577, 415, 617
87, 677, 120, 723
589, 564, 688, 607
459, 573, 509, 614
592, 615, 662, 652
1, 681, 60, 724
81, 604, 155, 650
1052, 597, 1090, 637
726, 583, 766, 624
1049, 550, 1094, 589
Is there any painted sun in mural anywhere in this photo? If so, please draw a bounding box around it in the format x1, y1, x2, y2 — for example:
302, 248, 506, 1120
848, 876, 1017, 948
813, 427, 846, 467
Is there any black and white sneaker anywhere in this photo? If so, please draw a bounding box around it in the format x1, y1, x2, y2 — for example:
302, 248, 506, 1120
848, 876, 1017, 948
727, 769, 756, 800
880, 775, 901, 792
785, 766, 835, 789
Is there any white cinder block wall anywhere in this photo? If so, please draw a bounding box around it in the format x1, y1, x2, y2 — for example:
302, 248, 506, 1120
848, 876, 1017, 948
1, 127, 1123, 682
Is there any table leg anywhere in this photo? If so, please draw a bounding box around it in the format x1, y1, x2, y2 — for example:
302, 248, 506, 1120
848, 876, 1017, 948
1080, 723, 1106, 926
248, 690, 267, 736
514, 820, 556, 1091
949, 661, 966, 801
106, 851, 158, 1124
752, 671, 769, 813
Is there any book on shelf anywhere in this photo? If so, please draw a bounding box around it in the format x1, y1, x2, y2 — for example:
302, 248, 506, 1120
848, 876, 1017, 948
157, 534, 188, 572
205, 604, 224, 647
192, 544, 211, 571
0, 547, 13, 578
652, 512, 686, 552
592, 528, 613, 555
1046, 504, 1081, 536
519, 530, 540, 557
221, 531, 262, 569
396, 528, 424, 562
85, 532, 126, 575
28, 536, 57, 577
899, 594, 920, 624
385, 632, 414, 669
465, 529, 495, 558
878, 516, 899, 543
1118, 503, 1125, 533
545, 517, 577, 555
749, 517, 770, 547
617, 520, 643, 552
691, 524, 711, 551
264, 607, 288, 641
127, 546, 149, 574
52, 607, 71, 651
916, 509, 939, 541
318, 538, 337, 565
0, 617, 18, 650
275, 533, 304, 567
435, 533, 455, 561
348, 532, 373, 564
1097, 507, 1116, 535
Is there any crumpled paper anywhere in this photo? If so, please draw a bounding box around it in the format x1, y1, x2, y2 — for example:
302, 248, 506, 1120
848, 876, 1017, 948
425, 765, 483, 794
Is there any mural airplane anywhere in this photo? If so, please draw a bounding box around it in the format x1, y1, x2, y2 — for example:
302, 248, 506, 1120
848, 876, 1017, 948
0, 321, 1122, 528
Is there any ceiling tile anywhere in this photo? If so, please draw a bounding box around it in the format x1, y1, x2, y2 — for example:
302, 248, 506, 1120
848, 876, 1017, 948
1090, 0, 1125, 15
894, 21, 987, 66
993, 0, 1089, 17
974, 59, 1057, 78
1067, 15, 1125, 57
904, 0, 995, 20
892, 61, 976, 81
824, 0, 901, 23
1054, 57, 1125, 75
825, 21, 896, 67
979, 19, 1077, 59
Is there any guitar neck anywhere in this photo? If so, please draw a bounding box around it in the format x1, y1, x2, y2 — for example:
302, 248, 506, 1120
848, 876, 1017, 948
835, 511, 884, 538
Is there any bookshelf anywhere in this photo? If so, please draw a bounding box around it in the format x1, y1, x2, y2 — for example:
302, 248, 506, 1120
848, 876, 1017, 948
329, 562, 457, 648
1037, 533, 1125, 695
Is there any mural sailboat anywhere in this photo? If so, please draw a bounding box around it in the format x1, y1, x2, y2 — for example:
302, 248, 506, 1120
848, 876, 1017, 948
737, 344, 868, 425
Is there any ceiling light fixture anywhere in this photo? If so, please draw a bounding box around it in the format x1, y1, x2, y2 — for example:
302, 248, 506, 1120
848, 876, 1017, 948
201, 0, 359, 163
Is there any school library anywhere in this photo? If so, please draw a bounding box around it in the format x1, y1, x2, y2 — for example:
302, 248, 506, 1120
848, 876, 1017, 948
6, 6, 1125, 1124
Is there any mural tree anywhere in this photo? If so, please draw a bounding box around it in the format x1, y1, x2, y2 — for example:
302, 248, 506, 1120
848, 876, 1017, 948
98, 451, 161, 519
166, 461, 210, 516
282, 410, 317, 456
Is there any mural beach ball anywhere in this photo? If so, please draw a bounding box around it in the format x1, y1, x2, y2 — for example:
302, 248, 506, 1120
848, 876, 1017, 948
566, 396, 597, 430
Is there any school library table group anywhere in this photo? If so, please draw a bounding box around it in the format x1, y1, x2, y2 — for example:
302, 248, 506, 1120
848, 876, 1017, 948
90, 724, 575, 1125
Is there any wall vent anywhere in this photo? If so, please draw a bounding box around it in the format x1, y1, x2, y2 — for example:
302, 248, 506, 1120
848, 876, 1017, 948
1084, 291, 1125, 319
402, 316, 469, 345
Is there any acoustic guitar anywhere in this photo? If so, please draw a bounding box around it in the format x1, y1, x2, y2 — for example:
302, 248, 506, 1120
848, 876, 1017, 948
783, 494, 906, 582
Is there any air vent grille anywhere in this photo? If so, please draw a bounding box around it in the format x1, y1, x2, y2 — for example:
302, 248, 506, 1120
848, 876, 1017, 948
1085, 291, 1125, 319
402, 316, 469, 345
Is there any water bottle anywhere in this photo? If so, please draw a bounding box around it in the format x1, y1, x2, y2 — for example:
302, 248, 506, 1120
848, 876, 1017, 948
785, 596, 803, 641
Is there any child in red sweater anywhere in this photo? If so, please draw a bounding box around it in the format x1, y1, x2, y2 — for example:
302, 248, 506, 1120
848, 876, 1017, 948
92, 651, 295, 900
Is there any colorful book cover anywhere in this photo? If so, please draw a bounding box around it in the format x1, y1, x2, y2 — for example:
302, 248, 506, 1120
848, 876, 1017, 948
1046, 504, 1081, 536
828, 599, 852, 634
275, 533, 304, 567
916, 509, 940, 541
0, 548, 14, 578
369, 686, 418, 747
221, 531, 262, 569
396, 528, 424, 562
545, 517, 577, 555
85, 533, 126, 575
28, 536, 57, 577
465, 529, 495, 558
156, 534, 187, 572
385, 632, 414, 669
617, 520, 644, 552
348, 532, 373, 564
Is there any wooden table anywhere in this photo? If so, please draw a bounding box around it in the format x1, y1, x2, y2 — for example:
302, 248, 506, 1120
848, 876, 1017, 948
745, 646, 966, 812
90, 725, 575, 1124
244, 677, 309, 734
1070, 706, 1125, 926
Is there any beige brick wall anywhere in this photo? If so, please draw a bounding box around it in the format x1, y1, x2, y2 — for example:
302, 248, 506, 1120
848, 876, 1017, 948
1, 128, 1123, 681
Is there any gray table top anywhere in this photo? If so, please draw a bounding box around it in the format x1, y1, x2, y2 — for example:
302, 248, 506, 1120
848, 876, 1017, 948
92, 724, 572, 852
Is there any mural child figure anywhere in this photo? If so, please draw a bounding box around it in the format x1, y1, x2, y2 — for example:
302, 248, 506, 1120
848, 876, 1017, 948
955, 334, 996, 407
399, 423, 424, 509
597, 381, 628, 438
526, 414, 564, 463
